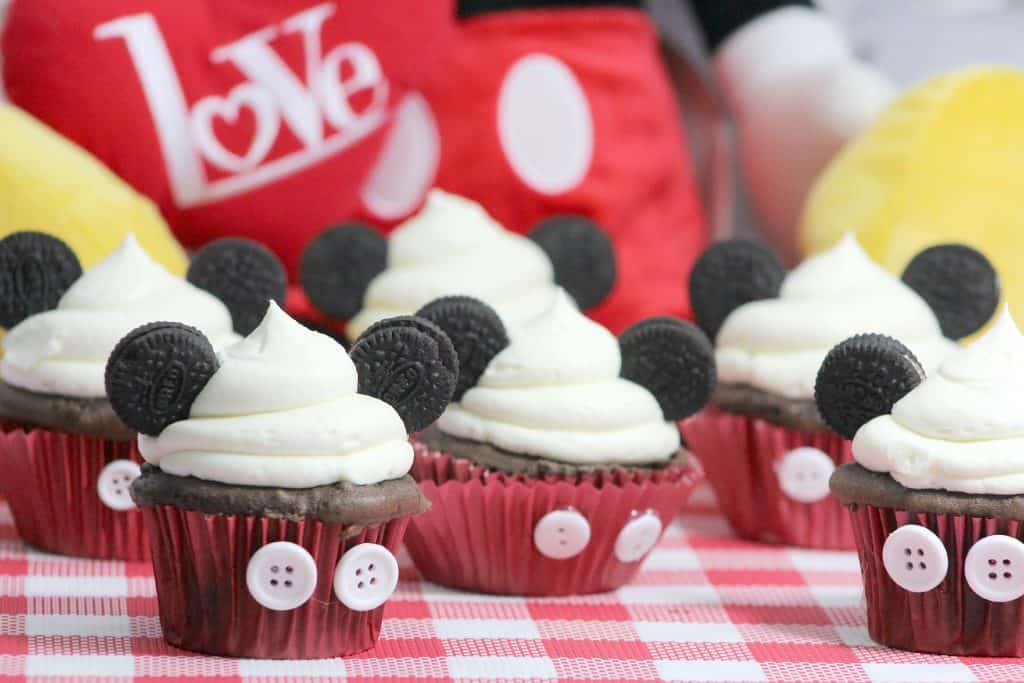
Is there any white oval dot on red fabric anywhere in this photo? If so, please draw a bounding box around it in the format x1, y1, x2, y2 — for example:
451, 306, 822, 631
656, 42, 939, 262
333, 543, 399, 612
361, 92, 440, 220
245, 542, 318, 611
497, 53, 593, 196
614, 511, 664, 563
534, 508, 591, 560
882, 525, 948, 593
965, 534, 1024, 603
775, 447, 835, 504
96, 459, 142, 512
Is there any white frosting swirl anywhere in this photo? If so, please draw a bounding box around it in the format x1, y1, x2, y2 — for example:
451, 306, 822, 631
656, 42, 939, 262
438, 291, 680, 465
139, 303, 413, 488
716, 234, 958, 399
1, 235, 239, 398
853, 308, 1024, 495
348, 189, 559, 339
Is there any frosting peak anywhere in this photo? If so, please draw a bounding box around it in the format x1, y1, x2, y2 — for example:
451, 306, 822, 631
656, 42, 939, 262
1, 234, 239, 398
348, 189, 558, 339
138, 302, 413, 488
715, 234, 957, 399
854, 307, 1024, 494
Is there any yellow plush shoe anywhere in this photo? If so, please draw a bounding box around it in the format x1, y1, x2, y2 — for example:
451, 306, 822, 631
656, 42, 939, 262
802, 67, 1024, 323
0, 105, 186, 275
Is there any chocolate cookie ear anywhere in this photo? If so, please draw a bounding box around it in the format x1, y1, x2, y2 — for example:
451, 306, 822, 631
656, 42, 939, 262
300, 223, 387, 321
901, 244, 1000, 340
359, 315, 458, 380
619, 317, 716, 421
815, 334, 925, 440
689, 239, 785, 340
349, 316, 457, 434
187, 238, 288, 336
528, 215, 616, 310
415, 296, 509, 400
105, 322, 219, 436
0, 231, 83, 328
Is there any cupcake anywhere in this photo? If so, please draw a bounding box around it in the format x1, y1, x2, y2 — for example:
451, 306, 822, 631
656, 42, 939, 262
817, 308, 1024, 656
681, 236, 999, 549
112, 303, 453, 658
299, 189, 616, 340
0, 232, 283, 559
402, 291, 713, 595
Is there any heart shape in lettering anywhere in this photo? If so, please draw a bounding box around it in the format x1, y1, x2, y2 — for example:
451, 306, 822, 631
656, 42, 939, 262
189, 83, 280, 174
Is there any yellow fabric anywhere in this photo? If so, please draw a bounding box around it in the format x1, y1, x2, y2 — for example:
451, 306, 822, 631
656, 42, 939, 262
802, 67, 1024, 325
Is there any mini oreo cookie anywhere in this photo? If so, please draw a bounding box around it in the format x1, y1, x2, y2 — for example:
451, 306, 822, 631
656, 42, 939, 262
349, 319, 456, 434
814, 333, 925, 440
0, 231, 83, 328
619, 316, 716, 421
359, 315, 458, 379
528, 215, 616, 310
416, 296, 509, 400
300, 223, 387, 320
689, 239, 785, 340
901, 244, 999, 340
105, 322, 219, 436
187, 238, 287, 335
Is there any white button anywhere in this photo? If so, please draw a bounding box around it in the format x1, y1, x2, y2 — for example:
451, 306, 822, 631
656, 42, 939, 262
614, 511, 664, 563
776, 447, 835, 503
882, 525, 948, 593
333, 543, 399, 612
245, 542, 318, 611
96, 459, 142, 511
497, 53, 593, 195
965, 535, 1024, 602
534, 509, 591, 560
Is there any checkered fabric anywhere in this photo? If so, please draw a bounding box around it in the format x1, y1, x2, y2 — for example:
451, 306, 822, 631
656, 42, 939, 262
2, 487, 1023, 683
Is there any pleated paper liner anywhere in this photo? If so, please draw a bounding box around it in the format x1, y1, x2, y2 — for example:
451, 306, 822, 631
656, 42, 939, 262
851, 504, 1024, 656
142, 504, 410, 659
0, 422, 148, 560
404, 440, 703, 596
680, 407, 856, 550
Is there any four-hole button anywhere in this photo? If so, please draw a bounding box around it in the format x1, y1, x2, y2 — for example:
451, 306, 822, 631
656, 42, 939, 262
965, 535, 1024, 602
882, 525, 948, 593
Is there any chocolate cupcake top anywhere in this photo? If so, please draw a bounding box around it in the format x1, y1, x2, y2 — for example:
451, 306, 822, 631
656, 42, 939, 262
822, 308, 1024, 496
117, 303, 455, 489
302, 189, 615, 340
0, 234, 240, 398
427, 291, 714, 466
697, 234, 997, 400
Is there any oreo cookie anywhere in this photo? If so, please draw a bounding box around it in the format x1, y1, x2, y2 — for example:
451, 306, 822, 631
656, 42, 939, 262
358, 315, 458, 379
105, 322, 219, 436
187, 238, 287, 335
416, 296, 509, 400
349, 319, 456, 434
528, 215, 616, 310
300, 223, 387, 320
619, 316, 716, 421
689, 239, 785, 340
0, 231, 83, 328
901, 244, 999, 340
814, 334, 925, 440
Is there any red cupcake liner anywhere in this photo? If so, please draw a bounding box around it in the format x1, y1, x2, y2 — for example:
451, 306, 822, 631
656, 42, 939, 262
403, 440, 703, 596
680, 407, 855, 550
142, 504, 411, 659
0, 422, 148, 560
851, 504, 1024, 657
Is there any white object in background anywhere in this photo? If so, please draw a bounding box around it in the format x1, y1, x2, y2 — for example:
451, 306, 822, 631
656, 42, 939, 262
881, 525, 948, 593
775, 447, 835, 504
245, 541, 318, 611
964, 534, 1024, 603
333, 543, 399, 612
534, 509, 591, 560
96, 459, 142, 511
614, 512, 664, 563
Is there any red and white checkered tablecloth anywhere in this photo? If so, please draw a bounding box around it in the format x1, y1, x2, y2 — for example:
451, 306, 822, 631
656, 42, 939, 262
2, 486, 1024, 683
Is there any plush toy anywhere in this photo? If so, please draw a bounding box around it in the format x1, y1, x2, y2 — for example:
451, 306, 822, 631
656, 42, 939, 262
0, 0, 888, 331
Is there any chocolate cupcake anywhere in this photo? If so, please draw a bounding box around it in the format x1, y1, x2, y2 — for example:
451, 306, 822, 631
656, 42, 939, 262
113, 303, 452, 659
681, 235, 998, 549
300, 189, 615, 340
0, 232, 281, 559
817, 309, 1024, 656
403, 291, 713, 596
